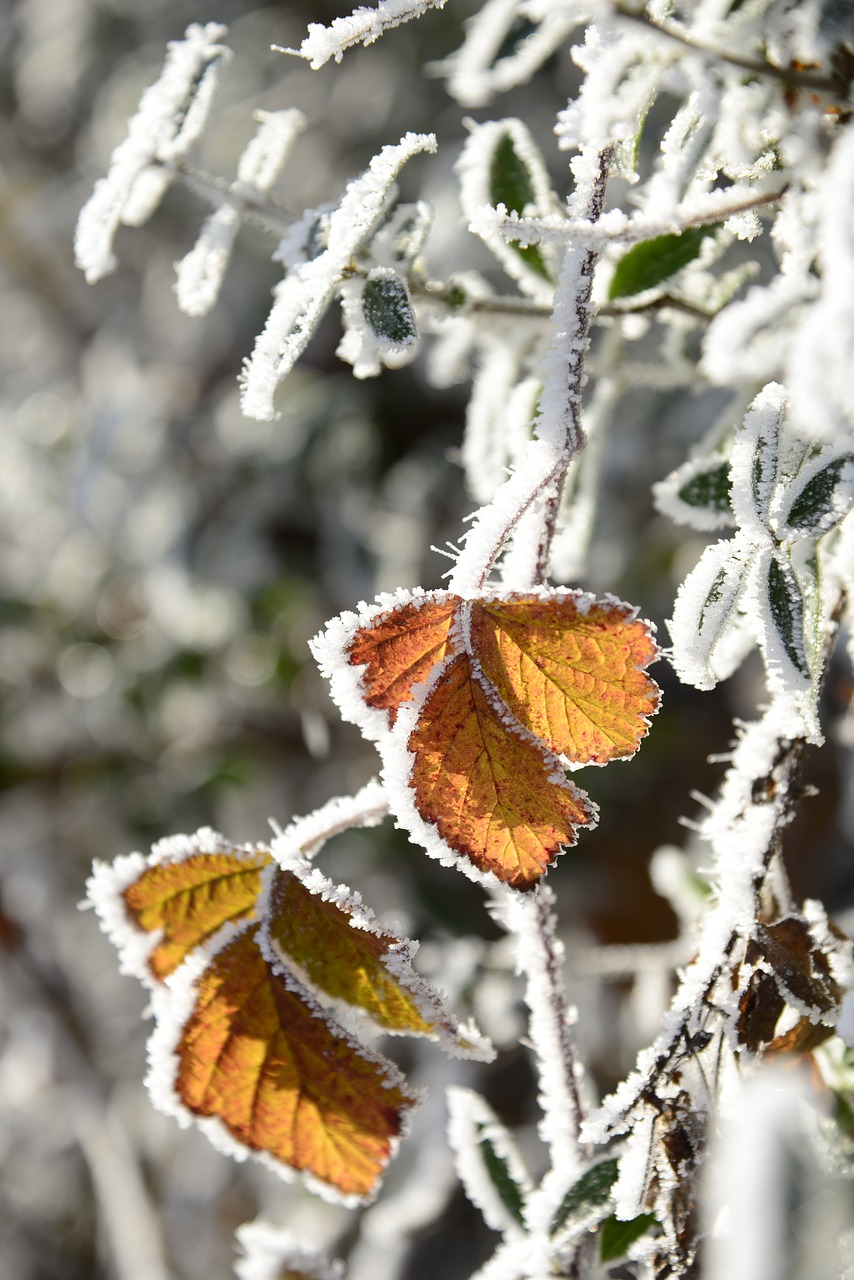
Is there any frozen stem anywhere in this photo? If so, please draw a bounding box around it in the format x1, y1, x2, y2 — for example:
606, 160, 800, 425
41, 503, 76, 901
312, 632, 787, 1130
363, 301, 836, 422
498, 887, 588, 1174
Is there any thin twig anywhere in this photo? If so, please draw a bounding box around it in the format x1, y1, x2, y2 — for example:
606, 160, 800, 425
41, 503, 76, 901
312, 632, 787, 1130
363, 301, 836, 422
534, 888, 588, 1146
497, 886, 589, 1168
487, 182, 789, 250
533, 144, 614, 581
156, 157, 298, 235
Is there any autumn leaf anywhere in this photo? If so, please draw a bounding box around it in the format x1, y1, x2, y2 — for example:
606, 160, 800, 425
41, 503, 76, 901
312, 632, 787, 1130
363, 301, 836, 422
89, 816, 491, 1199
407, 652, 594, 888
149, 927, 415, 1200
87, 829, 271, 984
469, 595, 660, 764
263, 863, 490, 1055
345, 594, 457, 726
735, 908, 851, 1057
312, 588, 660, 889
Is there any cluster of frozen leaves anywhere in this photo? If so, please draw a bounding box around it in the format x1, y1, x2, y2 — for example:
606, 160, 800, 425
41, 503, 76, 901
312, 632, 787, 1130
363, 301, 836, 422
662, 381, 854, 741
86, 785, 492, 1205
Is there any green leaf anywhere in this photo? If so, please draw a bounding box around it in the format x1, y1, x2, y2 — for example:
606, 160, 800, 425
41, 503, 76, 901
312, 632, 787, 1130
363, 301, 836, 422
489, 131, 537, 216
362, 271, 417, 348
476, 1125, 527, 1227
550, 1158, 619, 1234
781, 453, 854, 539
608, 225, 720, 299
488, 131, 554, 282
599, 1212, 658, 1261
767, 552, 809, 679
678, 462, 732, 515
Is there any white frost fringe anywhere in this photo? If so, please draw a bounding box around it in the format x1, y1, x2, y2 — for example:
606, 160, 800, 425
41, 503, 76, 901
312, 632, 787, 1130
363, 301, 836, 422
284, 0, 447, 69
75, 23, 230, 283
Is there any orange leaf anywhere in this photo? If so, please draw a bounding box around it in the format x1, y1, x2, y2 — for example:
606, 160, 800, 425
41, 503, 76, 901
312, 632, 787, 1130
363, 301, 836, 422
315, 586, 659, 889
470, 595, 660, 764
347, 594, 458, 725
408, 653, 595, 889
264, 866, 489, 1054
161, 929, 415, 1200
87, 830, 271, 985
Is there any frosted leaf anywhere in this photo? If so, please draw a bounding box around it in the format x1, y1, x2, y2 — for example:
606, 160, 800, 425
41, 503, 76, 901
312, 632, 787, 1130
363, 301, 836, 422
337, 278, 383, 379
457, 118, 559, 299
745, 541, 823, 741
775, 449, 854, 541
653, 453, 735, 533
547, 1157, 620, 1242
361, 269, 418, 355
446, 1086, 532, 1234
752, 544, 811, 690
729, 383, 786, 536
607, 225, 721, 301
235, 109, 306, 193
257, 858, 493, 1059
337, 270, 418, 378
367, 200, 434, 269
285, 0, 448, 69
435, 0, 584, 108
234, 1221, 343, 1280
120, 166, 173, 228
667, 534, 754, 690
240, 133, 435, 419
75, 23, 231, 283
274, 204, 335, 272
84, 826, 270, 988
143, 921, 412, 1207
175, 206, 240, 318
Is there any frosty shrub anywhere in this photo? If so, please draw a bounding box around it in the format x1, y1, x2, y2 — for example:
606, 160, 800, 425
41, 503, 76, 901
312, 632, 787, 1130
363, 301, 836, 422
74, 5, 854, 1279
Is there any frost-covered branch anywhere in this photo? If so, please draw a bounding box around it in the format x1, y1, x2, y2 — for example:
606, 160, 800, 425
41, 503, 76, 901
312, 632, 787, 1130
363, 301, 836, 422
449, 144, 614, 592
280, 0, 448, 69
499, 888, 587, 1159
471, 182, 788, 250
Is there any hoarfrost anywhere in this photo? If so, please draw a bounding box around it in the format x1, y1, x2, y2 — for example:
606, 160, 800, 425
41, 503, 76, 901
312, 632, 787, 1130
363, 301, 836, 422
285, 1, 448, 69
75, 23, 230, 283
240, 133, 435, 419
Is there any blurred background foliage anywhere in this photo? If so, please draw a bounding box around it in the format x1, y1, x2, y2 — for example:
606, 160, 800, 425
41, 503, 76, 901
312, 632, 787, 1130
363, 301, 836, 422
1, 1, 853, 1278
